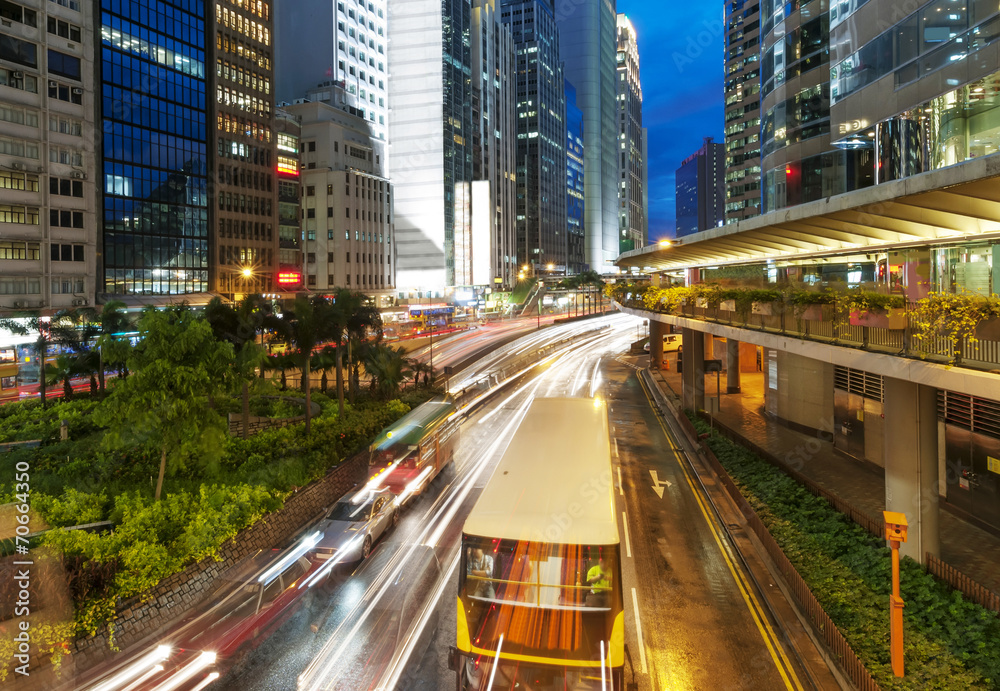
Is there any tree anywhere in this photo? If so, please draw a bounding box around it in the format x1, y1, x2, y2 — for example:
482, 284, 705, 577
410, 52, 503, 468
93, 305, 235, 500
0, 311, 75, 407
363, 344, 412, 399
279, 295, 338, 434
204, 295, 278, 438
326, 289, 364, 417
345, 297, 383, 403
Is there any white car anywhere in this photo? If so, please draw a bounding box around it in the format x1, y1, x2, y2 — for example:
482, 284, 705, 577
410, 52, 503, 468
313, 487, 398, 562
644, 334, 682, 353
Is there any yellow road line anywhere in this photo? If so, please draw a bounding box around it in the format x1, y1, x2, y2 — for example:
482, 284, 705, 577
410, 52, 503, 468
637, 375, 805, 691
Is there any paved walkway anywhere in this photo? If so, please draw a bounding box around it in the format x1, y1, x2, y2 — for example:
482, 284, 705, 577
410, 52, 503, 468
645, 354, 1000, 597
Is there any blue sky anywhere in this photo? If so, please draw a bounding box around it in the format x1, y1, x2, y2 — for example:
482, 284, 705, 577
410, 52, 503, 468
617, 0, 724, 240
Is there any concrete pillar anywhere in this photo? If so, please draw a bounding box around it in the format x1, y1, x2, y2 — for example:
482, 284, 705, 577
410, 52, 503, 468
883, 378, 940, 563
705, 334, 715, 360
726, 339, 741, 393
681, 328, 705, 412
649, 320, 665, 370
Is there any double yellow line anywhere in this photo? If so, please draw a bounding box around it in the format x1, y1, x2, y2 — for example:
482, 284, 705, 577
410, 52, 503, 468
637, 376, 805, 691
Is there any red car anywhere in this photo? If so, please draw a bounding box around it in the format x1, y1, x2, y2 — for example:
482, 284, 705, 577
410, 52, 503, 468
85, 547, 320, 691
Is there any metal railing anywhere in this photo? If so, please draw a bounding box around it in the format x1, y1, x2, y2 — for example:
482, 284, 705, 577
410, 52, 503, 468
926, 553, 1000, 615
617, 299, 1000, 370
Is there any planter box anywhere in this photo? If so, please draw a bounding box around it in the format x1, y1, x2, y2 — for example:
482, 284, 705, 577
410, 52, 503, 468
752, 302, 774, 316
720, 299, 736, 312
850, 308, 906, 329
975, 317, 1000, 342
799, 304, 826, 321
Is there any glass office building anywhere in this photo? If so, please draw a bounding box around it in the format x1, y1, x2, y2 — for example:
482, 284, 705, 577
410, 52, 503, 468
99, 0, 209, 295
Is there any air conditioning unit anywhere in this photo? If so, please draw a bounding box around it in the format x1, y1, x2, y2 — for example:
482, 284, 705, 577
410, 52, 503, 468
72, 87, 84, 95
12, 71, 23, 79
12, 301, 25, 309
72, 298, 88, 306
49, 80, 57, 88
70, 171, 86, 180
11, 162, 25, 171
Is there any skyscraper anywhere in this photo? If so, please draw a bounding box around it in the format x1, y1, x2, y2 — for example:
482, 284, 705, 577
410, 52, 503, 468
211, 0, 278, 297
0, 0, 97, 310
566, 79, 586, 274
388, 0, 473, 292
500, 0, 567, 275
556, 0, 619, 272
470, 0, 518, 289
273, 0, 389, 143
723, 0, 761, 223
99, 0, 210, 296
615, 13, 644, 253
675, 137, 724, 237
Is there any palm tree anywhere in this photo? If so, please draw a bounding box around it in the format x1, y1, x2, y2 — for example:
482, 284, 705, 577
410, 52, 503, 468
280, 295, 337, 434
410, 359, 432, 389
326, 289, 365, 417
205, 295, 279, 438
363, 343, 412, 399
0, 311, 76, 408
346, 298, 383, 403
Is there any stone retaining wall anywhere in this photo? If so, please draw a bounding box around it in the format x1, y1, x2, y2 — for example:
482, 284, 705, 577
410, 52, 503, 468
70, 450, 368, 673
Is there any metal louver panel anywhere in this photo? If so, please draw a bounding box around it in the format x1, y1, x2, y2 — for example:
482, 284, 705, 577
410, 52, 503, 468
938, 392, 1000, 439
834, 366, 883, 401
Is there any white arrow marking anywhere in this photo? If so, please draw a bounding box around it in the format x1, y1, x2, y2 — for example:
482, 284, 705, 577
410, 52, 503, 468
649, 469, 672, 498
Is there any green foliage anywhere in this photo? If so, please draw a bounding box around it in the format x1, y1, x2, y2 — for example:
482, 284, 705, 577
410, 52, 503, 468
31, 488, 107, 527
911, 292, 1000, 349
0, 397, 98, 443
787, 288, 838, 308
689, 415, 1000, 690
837, 290, 906, 316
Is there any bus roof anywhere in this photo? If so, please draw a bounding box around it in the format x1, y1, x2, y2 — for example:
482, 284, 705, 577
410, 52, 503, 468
370, 397, 455, 450
463, 397, 619, 546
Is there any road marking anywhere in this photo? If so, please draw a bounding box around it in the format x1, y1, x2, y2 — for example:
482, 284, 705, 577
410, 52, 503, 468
617, 466, 624, 496
637, 376, 805, 691
631, 587, 648, 674
622, 511, 632, 558
649, 469, 672, 498
613, 437, 619, 458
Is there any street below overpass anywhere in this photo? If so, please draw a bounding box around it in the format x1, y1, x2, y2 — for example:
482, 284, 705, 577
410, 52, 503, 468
217, 314, 840, 691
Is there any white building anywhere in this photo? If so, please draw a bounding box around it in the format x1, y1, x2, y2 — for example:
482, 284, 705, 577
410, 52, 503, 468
284, 99, 394, 305
0, 0, 96, 313
274, 0, 388, 142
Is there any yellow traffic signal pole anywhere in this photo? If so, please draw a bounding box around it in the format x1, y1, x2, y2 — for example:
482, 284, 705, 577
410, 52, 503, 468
883, 511, 909, 678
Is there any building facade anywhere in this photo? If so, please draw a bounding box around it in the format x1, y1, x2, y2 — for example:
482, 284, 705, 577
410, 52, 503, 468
615, 13, 644, 254
273, 0, 388, 143
723, 0, 761, 223
556, 0, 619, 272
566, 78, 585, 273
274, 107, 303, 292
285, 99, 393, 304
470, 0, 518, 289
674, 137, 724, 237
387, 0, 473, 293
210, 0, 278, 297
0, 0, 96, 311
500, 0, 567, 275
99, 0, 210, 297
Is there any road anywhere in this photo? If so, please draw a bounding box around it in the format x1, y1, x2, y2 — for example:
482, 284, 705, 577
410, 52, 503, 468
80, 314, 835, 691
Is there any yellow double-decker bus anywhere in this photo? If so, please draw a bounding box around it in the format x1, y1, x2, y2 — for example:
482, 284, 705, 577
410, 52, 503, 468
455, 397, 624, 690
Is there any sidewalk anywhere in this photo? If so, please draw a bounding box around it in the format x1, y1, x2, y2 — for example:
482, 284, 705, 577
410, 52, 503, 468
645, 357, 1000, 597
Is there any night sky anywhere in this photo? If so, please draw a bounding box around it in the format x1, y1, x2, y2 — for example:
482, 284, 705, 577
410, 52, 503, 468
618, 0, 724, 240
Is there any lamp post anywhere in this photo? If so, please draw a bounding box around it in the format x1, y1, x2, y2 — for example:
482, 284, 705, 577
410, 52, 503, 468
537, 280, 543, 330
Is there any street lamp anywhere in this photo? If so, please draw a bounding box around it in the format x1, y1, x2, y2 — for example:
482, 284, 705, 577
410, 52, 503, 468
536, 280, 544, 330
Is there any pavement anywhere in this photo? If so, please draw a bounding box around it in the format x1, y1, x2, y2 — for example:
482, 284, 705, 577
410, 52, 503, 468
646, 352, 1000, 598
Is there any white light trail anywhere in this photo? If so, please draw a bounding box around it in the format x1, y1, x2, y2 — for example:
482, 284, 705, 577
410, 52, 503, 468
298, 534, 362, 590
486, 634, 505, 690
87, 645, 171, 691
257, 531, 321, 583
189, 672, 220, 691
601, 640, 607, 691
152, 651, 216, 691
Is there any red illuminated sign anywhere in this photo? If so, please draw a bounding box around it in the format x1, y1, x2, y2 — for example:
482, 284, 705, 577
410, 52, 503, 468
277, 271, 302, 285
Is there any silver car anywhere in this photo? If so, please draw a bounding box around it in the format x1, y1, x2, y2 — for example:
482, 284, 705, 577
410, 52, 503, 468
313, 487, 399, 562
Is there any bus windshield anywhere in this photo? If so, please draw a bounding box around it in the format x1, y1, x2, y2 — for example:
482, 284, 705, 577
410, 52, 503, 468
460, 656, 611, 691
460, 537, 621, 663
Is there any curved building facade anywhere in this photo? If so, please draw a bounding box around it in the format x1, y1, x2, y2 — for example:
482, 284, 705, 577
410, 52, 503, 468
759, 0, 871, 213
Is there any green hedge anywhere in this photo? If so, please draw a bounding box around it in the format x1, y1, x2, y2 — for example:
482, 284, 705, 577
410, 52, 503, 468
689, 415, 1000, 690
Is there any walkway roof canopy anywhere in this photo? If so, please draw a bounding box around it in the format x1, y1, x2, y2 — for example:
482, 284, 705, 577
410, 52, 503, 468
617, 155, 1000, 273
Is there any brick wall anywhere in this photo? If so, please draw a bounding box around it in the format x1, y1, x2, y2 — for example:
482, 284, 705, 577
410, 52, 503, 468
69, 450, 368, 673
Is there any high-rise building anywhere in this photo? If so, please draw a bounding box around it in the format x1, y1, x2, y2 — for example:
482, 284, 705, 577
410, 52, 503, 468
615, 13, 644, 253
566, 79, 585, 274
723, 0, 761, 223
829, 0, 1000, 188
469, 0, 518, 289
0, 0, 97, 311
556, 0, 619, 272
500, 0, 567, 275
759, 0, 871, 213
387, 0, 473, 293
211, 0, 278, 298
284, 99, 394, 303
273, 0, 389, 143
99, 0, 210, 297
675, 137, 724, 237
274, 108, 303, 292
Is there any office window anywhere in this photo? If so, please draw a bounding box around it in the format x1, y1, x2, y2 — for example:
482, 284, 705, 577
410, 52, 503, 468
52, 277, 84, 294
0, 204, 39, 224
46, 17, 81, 42
0, 171, 38, 191
0, 33, 36, 67
49, 209, 83, 228
48, 49, 81, 80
